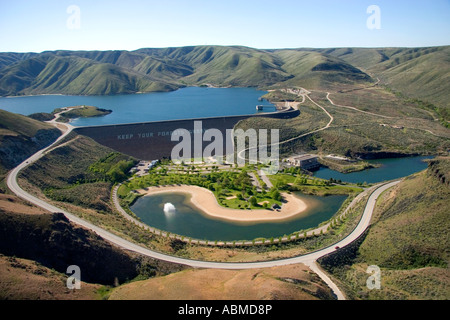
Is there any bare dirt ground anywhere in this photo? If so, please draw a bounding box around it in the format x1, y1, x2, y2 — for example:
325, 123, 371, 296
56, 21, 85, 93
108, 263, 335, 300
0, 254, 102, 300
0, 194, 49, 215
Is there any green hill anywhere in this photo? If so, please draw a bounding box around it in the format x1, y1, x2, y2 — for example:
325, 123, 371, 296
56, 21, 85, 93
321, 46, 450, 110
0, 53, 178, 96
162, 46, 294, 87
0, 109, 61, 187
271, 49, 373, 90
0, 45, 376, 96
0, 52, 37, 70
0, 108, 56, 138
318, 157, 450, 300
1, 45, 448, 124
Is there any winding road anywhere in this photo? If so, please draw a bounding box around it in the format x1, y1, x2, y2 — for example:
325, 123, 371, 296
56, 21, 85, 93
6, 106, 401, 300
237, 90, 334, 163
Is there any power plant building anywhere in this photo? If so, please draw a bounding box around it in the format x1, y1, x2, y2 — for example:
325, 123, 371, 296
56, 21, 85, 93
287, 154, 320, 170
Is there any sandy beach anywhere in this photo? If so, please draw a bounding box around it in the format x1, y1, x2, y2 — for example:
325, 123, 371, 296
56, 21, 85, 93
136, 185, 308, 222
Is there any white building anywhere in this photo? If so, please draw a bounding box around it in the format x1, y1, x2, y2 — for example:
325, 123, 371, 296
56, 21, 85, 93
286, 154, 320, 170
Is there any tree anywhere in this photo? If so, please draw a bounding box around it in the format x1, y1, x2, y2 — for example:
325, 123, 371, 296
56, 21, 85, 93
270, 189, 282, 201
249, 196, 257, 207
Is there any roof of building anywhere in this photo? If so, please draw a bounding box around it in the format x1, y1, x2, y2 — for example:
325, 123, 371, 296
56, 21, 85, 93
289, 154, 318, 161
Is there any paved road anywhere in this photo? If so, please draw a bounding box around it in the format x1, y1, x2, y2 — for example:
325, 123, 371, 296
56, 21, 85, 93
237, 92, 334, 162
258, 169, 273, 189
6, 109, 400, 300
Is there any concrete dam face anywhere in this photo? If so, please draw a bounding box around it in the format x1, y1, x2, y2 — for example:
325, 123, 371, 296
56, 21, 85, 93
74, 109, 299, 160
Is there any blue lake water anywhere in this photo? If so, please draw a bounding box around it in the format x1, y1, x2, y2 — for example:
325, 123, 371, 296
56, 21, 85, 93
0, 87, 273, 126
313, 156, 433, 184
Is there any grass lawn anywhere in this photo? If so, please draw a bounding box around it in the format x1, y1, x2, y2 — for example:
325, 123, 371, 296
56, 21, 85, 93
119, 162, 362, 212
269, 173, 363, 196
215, 189, 282, 210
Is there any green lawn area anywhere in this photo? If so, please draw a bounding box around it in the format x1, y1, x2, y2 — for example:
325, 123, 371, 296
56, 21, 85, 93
269, 173, 363, 196
119, 162, 362, 211
120, 168, 283, 210
215, 188, 282, 210
120, 161, 285, 208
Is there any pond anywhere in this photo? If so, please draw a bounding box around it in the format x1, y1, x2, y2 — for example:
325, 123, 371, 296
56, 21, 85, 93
130, 192, 347, 242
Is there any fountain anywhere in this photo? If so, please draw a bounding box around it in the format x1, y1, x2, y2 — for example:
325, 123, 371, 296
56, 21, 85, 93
163, 203, 176, 216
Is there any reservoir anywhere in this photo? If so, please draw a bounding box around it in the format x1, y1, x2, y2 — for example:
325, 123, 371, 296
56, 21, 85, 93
0, 87, 274, 126
130, 192, 347, 242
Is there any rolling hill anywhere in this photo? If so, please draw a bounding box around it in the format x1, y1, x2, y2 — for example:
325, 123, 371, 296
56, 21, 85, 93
0, 53, 179, 96
319, 46, 450, 109
0, 109, 61, 188
1, 45, 448, 111
0, 45, 376, 96
270, 49, 373, 90
0, 52, 38, 70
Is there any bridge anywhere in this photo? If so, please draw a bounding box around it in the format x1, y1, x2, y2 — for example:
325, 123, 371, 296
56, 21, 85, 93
74, 106, 299, 160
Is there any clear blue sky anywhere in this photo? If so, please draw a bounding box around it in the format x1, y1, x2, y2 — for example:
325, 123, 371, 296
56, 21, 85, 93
0, 0, 449, 52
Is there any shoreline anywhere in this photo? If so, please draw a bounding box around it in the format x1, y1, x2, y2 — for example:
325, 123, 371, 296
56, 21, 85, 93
0, 85, 272, 99
135, 185, 309, 222
3, 93, 66, 98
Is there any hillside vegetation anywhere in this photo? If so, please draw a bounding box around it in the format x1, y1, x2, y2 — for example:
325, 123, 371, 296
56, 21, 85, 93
237, 88, 450, 159
0, 46, 375, 96
320, 46, 450, 112
318, 157, 450, 300
19, 134, 136, 212
0, 109, 60, 190
1, 46, 448, 122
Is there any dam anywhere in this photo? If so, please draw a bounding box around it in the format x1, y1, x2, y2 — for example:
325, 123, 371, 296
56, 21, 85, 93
74, 107, 299, 160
